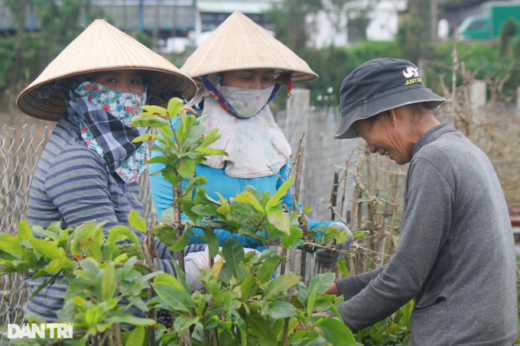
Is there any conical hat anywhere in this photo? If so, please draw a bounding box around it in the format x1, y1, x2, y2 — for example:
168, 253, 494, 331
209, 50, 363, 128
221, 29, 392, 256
181, 12, 318, 83
17, 19, 197, 121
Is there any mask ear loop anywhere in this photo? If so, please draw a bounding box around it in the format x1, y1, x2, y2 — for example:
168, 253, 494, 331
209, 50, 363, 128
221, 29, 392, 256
266, 72, 292, 105
200, 74, 243, 118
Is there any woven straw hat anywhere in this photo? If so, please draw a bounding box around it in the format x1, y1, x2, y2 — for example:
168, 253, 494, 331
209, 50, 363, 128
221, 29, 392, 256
181, 11, 318, 83
17, 19, 197, 121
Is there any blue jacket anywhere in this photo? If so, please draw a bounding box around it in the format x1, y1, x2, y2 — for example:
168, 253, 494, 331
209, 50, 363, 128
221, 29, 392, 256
149, 159, 335, 249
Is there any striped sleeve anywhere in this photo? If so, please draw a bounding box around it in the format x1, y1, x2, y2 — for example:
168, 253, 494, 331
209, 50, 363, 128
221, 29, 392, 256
44, 148, 119, 232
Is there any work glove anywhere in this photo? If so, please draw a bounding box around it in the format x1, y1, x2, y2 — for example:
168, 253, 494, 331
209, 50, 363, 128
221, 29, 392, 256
315, 222, 353, 269
184, 247, 260, 269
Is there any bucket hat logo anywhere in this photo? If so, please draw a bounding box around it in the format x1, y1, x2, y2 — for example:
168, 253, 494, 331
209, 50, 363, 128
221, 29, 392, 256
335, 58, 446, 139
403, 66, 419, 78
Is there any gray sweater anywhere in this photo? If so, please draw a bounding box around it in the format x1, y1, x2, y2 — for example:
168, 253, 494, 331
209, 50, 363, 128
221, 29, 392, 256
333, 124, 518, 345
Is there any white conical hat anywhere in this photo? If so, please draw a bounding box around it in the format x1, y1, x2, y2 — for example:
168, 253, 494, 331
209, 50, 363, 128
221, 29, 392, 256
181, 12, 318, 83
17, 19, 197, 121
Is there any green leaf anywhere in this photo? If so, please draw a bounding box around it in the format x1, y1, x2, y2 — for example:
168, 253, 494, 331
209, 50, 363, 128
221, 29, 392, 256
141, 105, 168, 116
265, 175, 295, 212
186, 176, 207, 190
353, 231, 367, 240
235, 263, 251, 282
80, 258, 100, 278
201, 227, 219, 258
71, 221, 97, 260
151, 224, 177, 247
128, 210, 147, 232
240, 277, 257, 302
168, 253, 191, 293
398, 300, 414, 328
204, 315, 220, 329
168, 224, 192, 252
200, 128, 220, 147
0, 234, 24, 257
167, 98, 184, 119
316, 317, 357, 345
178, 157, 196, 178
145, 156, 170, 166
246, 311, 278, 345
307, 282, 320, 318
217, 200, 231, 216
101, 262, 116, 301
328, 305, 342, 320
185, 125, 206, 144
303, 206, 312, 214
18, 220, 34, 241
222, 238, 244, 278
174, 316, 200, 332
105, 315, 156, 326
44, 257, 75, 273
29, 238, 64, 260
131, 133, 162, 144
161, 167, 183, 186
267, 210, 290, 235
219, 263, 232, 284
281, 227, 303, 248
177, 199, 199, 222
152, 282, 194, 315
195, 147, 228, 156
268, 301, 298, 319
256, 256, 283, 283
191, 204, 220, 217
130, 116, 170, 130
114, 253, 128, 264
338, 258, 349, 277
234, 191, 264, 213
290, 330, 307, 344
80, 239, 103, 262
154, 273, 186, 292
107, 226, 141, 248
122, 256, 138, 278
128, 296, 149, 312
206, 279, 222, 307
309, 273, 336, 295
264, 274, 299, 299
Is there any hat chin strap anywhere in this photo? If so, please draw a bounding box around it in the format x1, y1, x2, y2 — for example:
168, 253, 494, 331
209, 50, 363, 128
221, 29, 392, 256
200, 73, 292, 119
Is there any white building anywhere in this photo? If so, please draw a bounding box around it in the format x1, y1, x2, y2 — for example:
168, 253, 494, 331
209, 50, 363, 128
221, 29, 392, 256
164, 0, 407, 52
308, 0, 407, 48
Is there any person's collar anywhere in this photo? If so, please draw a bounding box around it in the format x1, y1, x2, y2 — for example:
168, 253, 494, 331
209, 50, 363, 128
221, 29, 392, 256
412, 123, 455, 157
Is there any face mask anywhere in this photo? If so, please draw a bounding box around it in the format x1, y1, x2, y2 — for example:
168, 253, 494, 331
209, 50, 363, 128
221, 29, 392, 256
74, 81, 147, 124
73, 81, 149, 184
219, 84, 275, 119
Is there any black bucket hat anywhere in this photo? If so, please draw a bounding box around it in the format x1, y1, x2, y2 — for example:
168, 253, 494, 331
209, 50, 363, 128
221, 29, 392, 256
335, 58, 445, 139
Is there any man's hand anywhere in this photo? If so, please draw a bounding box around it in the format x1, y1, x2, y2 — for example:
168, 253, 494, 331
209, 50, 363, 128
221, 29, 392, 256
325, 281, 340, 296
315, 222, 353, 268
294, 312, 329, 331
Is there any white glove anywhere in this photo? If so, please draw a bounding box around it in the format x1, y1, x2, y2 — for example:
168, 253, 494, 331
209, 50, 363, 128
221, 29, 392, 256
186, 247, 260, 269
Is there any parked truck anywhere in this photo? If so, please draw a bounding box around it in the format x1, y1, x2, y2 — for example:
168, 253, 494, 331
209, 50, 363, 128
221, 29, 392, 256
456, 1, 520, 40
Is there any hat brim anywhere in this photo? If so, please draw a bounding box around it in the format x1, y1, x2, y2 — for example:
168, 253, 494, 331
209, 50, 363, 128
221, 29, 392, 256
335, 85, 446, 139
17, 67, 196, 122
